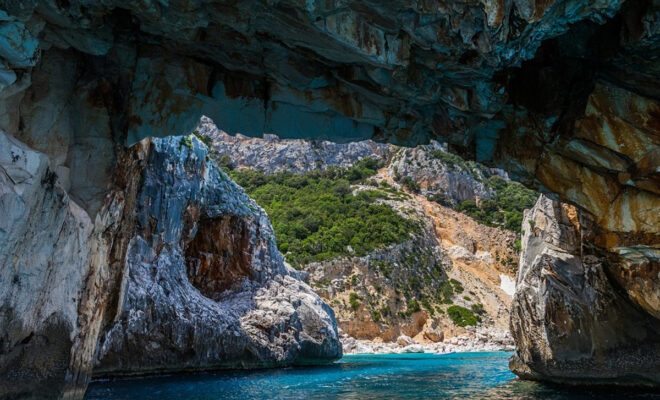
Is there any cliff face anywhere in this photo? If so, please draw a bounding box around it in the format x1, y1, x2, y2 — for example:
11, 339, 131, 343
0, 0, 657, 394
510, 196, 660, 386
0, 133, 340, 399
0, 129, 140, 399
94, 136, 341, 376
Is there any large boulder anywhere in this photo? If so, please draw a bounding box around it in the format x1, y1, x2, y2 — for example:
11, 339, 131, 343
509, 196, 660, 387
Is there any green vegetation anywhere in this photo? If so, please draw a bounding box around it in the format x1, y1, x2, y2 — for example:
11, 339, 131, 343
447, 305, 481, 327
400, 176, 420, 193
456, 175, 537, 234
406, 298, 421, 315
230, 160, 420, 266
471, 303, 485, 315
216, 154, 234, 172
180, 135, 194, 150
514, 239, 522, 252
421, 297, 435, 316
193, 130, 213, 148
349, 292, 363, 310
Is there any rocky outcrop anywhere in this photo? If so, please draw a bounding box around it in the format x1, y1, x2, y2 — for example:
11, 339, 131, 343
510, 196, 660, 387
388, 141, 496, 206
196, 116, 392, 174
0, 132, 340, 398
93, 136, 341, 376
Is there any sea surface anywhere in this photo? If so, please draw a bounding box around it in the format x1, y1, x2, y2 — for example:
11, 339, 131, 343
85, 352, 659, 399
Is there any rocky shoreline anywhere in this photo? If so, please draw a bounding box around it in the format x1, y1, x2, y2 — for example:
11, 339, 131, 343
341, 326, 514, 355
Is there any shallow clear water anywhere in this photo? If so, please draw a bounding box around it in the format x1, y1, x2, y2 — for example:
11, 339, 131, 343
85, 352, 659, 399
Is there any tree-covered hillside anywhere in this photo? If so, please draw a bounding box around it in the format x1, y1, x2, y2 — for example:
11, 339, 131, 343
230, 159, 421, 267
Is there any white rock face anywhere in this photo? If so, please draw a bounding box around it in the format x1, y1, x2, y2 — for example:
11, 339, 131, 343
0, 129, 125, 399
396, 335, 414, 346
499, 274, 516, 297
509, 196, 660, 387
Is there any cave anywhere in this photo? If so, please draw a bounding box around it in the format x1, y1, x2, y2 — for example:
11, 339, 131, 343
0, 0, 658, 398
185, 214, 254, 299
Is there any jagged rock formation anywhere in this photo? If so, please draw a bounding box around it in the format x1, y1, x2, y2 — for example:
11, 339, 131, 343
387, 142, 497, 206
510, 195, 660, 386
94, 136, 340, 376
0, 132, 340, 399
0, 0, 657, 394
196, 116, 393, 174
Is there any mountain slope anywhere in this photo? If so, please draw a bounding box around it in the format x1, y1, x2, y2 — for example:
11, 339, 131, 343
199, 118, 536, 352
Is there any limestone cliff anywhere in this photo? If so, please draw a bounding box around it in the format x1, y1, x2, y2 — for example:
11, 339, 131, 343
94, 136, 341, 376
0, 133, 340, 399
510, 195, 660, 386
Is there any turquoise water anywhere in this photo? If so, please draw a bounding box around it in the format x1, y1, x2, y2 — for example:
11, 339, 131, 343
85, 352, 659, 399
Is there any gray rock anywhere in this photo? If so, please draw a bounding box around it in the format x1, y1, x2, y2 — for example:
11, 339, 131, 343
94, 136, 341, 376
197, 116, 392, 175
509, 196, 660, 387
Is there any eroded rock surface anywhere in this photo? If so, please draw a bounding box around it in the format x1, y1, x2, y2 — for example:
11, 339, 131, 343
94, 136, 341, 376
0, 132, 340, 399
510, 196, 660, 386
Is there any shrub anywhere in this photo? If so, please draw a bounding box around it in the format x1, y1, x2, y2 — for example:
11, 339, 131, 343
216, 154, 234, 172
421, 297, 434, 316
447, 305, 481, 327
401, 177, 420, 193
471, 303, 485, 314
453, 176, 538, 234
193, 130, 213, 148
180, 135, 194, 150
514, 239, 522, 252
406, 298, 421, 314
449, 279, 464, 294
349, 292, 362, 310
